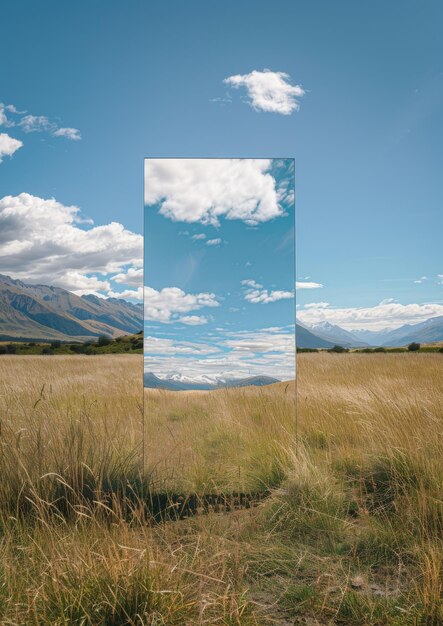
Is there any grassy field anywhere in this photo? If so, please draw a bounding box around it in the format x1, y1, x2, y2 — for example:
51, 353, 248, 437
0, 354, 441, 624
144, 382, 295, 493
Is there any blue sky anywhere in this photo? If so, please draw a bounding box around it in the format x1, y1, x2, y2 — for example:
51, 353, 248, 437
1, 0, 442, 333
144, 158, 295, 382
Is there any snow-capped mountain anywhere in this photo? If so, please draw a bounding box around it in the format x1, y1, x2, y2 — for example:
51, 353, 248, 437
168, 373, 229, 385
144, 372, 280, 391
295, 323, 335, 348
304, 316, 443, 347
308, 321, 370, 347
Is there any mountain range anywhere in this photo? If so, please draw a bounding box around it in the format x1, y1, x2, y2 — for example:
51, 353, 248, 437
0, 274, 143, 341
366, 316, 443, 347
144, 372, 280, 391
301, 316, 443, 348
1, 274, 442, 349
303, 321, 370, 348
295, 323, 336, 348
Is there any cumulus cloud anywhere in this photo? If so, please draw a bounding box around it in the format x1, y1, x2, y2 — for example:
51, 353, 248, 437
296, 281, 323, 289
178, 315, 209, 325
224, 69, 305, 115
145, 158, 286, 226
144, 286, 219, 323
144, 326, 295, 382
298, 300, 443, 331
107, 287, 143, 301
241, 279, 294, 304
191, 233, 206, 240
112, 267, 143, 287
0, 133, 23, 162
0, 193, 142, 296
57, 272, 111, 296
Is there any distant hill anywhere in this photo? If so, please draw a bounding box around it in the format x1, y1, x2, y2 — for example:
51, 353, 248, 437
0, 333, 143, 355
350, 327, 392, 345
227, 375, 280, 387
0, 274, 143, 341
379, 316, 443, 347
144, 372, 280, 391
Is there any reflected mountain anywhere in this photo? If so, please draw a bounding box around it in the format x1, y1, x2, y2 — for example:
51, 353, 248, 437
144, 372, 280, 390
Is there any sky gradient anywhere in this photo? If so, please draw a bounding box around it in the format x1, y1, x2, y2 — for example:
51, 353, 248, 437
1, 0, 442, 333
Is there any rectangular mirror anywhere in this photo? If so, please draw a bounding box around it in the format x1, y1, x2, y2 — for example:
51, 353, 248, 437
144, 158, 295, 501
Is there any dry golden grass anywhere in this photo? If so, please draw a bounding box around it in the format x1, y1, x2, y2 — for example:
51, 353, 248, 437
0, 353, 441, 624
0, 355, 144, 513
144, 383, 295, 493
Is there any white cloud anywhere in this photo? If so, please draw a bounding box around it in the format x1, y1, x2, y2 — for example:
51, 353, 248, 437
206, 237, 222, 246
4, 104, 23, 114
58, 272, 111, 296
296, 281, 323, 289
144, 336, 217, 356
53, 127, 81, 140
144, 286, 219, 323
241, 279, 260, 288
0, 107, 8, 126
178, 315, 208, 325
224, 329, 294, 355
414, 276, 428, 284
18, 113, 80, 140
112, 267, 143, 287
224, 69, 305, 115
0, 193, 142, 294
144, 326, 295, 382
0, 133, 23, 162
298, 300, 443, 331
19, 115, 53, 133
145, 158, 286, 226
1, 103, 80, 142
107, 287, 143, 301
304, 302, 330, 309
241, 279, 294, 304
0, 103, 21, 128
191, 233, 206, 240
379, 298, 395, 305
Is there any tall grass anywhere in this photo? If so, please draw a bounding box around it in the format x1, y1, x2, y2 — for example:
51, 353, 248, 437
0, 353, 441, 624
265, 353, 443, 624
145, 384, 295, 492
0, 355, 144, 518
